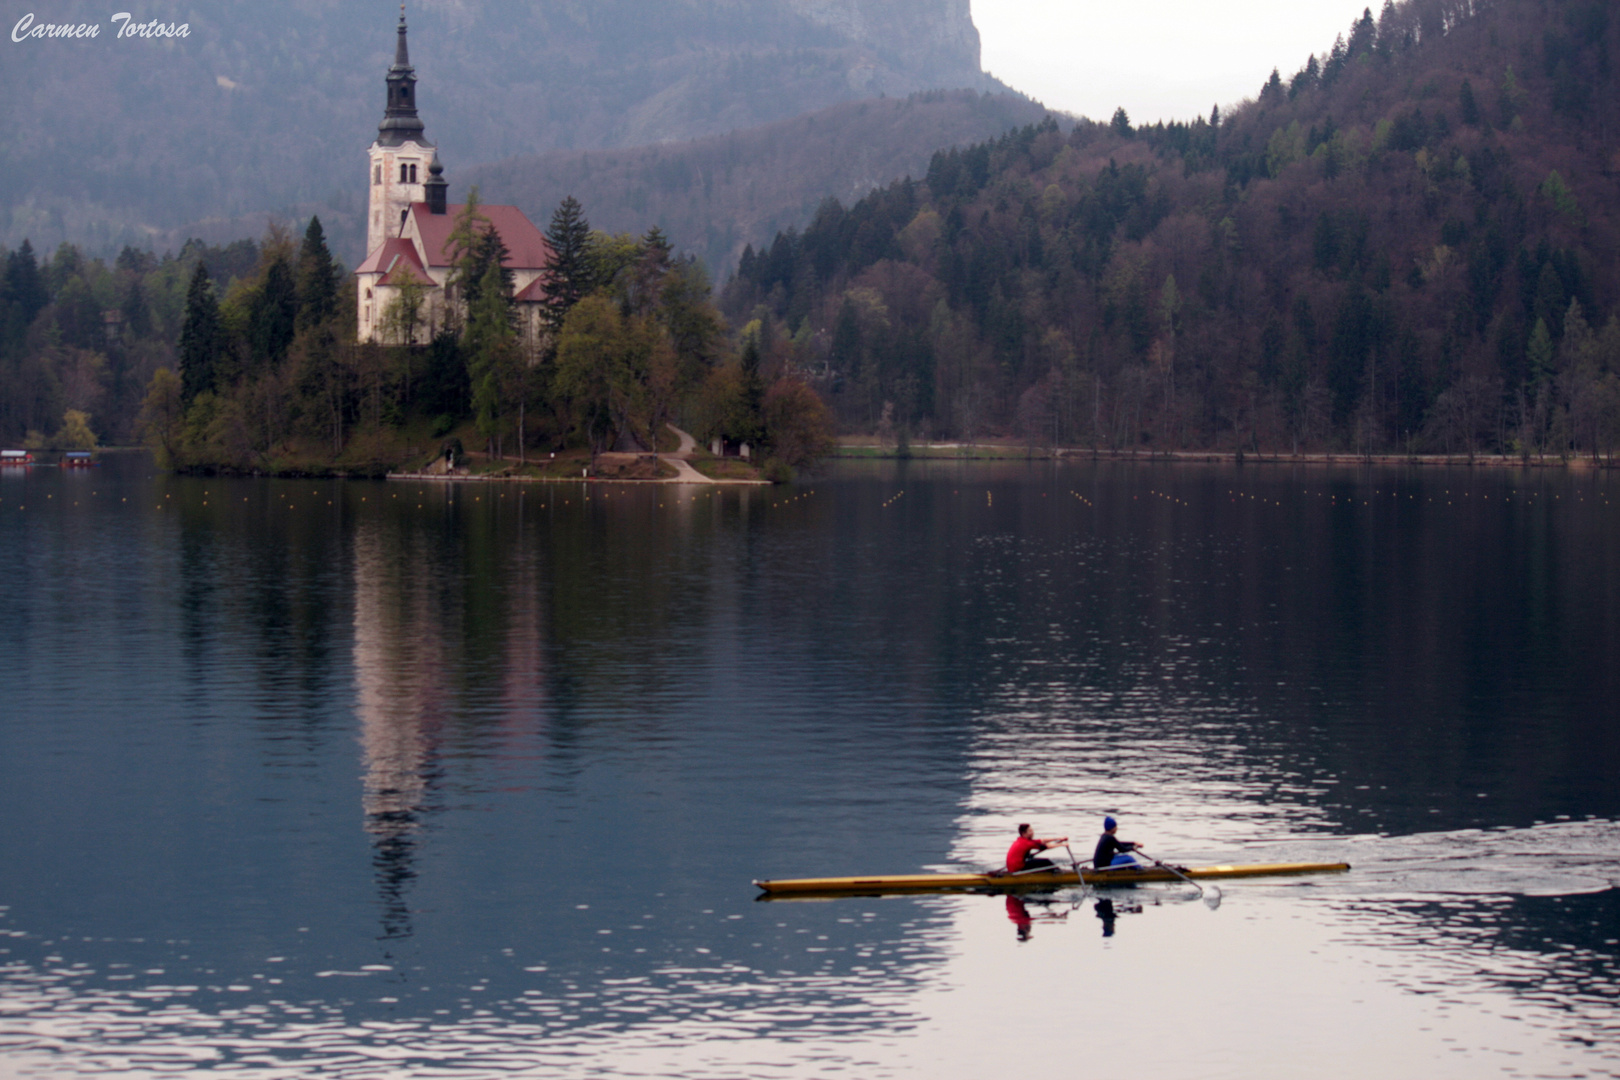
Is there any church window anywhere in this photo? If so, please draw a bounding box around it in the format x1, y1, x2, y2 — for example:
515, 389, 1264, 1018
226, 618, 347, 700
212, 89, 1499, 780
408, 163, 418, 183
373, 164, 380, 186
400, 163, 408, 183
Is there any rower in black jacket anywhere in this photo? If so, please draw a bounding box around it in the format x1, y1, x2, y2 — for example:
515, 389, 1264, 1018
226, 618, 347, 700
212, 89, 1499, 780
1092, 816, 1141, 868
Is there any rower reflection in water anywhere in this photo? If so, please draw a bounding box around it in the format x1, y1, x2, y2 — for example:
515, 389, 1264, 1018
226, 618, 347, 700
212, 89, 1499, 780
1005, 895, 1069, 941
1094, 898, 1143, 937
1006, 895, 1033, 940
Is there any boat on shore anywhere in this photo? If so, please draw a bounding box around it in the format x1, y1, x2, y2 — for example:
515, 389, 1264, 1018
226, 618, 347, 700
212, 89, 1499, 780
754, 861, 1350, 898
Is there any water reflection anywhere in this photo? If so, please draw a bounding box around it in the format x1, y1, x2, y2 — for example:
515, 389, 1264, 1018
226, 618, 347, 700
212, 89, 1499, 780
1, 459, 1618, 1078
354, 523, 439, 941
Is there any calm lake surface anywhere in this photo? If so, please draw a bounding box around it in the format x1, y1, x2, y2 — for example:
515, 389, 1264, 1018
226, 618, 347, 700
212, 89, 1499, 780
1, 456, 1617, 1078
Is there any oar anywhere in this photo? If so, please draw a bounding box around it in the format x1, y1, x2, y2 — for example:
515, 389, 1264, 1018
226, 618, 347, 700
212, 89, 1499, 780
1135, 848, 1204, 899
1063, 844, 1087, 886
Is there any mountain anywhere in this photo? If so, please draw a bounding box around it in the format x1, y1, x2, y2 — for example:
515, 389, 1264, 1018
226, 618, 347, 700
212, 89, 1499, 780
464, 90, 1055, 279
722, 0, 1620, 457
0, 0, 999, 256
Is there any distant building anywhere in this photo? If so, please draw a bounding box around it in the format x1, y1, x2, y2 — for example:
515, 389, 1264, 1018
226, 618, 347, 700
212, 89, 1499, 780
355, 11, 553, 345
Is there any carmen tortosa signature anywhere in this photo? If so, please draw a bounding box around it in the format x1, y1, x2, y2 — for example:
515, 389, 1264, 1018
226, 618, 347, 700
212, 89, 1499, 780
12, 12, 191, 42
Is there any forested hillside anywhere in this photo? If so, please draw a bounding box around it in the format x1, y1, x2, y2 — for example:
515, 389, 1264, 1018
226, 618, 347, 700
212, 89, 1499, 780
0, 236, 262, 446
724, 0, 1620, 457
466, 90, 1053, 280
0, 0, 997, 258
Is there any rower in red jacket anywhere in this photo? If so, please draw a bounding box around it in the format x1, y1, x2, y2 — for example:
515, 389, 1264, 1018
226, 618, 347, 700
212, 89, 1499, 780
1006, 823, 1067, 873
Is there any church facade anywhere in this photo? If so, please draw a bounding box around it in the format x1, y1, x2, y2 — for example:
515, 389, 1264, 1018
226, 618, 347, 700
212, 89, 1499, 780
355, 13, 553, 345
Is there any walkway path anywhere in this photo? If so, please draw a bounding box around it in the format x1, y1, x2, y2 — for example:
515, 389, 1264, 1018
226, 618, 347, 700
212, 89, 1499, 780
660, 423, 727, 484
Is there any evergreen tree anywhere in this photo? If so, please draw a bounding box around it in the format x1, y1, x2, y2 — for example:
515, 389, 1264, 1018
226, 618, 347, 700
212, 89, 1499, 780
1527, 317, 1554, 379
5, 240, 48, 339
120, 275, 151, 339
737, 332, 764, 442
543, 195, 595, 332
1348, 8, 1376, 59
1459, 79, 1481, 126
462, 259, 517, 455
1110, 107, 1133, 137
466, 227, 514, 312
295, 216, 340, 331
250, 255, 298, 369
178, 263, 220, 404
1323, 35, 1348, 84
446, 187, 492, 322
1376, 0, 1399, 49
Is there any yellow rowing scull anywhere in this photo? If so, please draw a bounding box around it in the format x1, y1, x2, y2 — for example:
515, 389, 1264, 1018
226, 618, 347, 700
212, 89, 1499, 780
754, 861, 1350, 897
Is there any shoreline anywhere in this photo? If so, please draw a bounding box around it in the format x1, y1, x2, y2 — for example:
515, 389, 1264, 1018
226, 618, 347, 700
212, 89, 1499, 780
386, 471, 770, 486
832, 445, 1618, 469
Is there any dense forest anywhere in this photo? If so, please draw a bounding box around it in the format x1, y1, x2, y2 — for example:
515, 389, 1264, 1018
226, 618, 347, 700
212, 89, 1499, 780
724, 0, 1620, 457
0, 235, 261, 447
0, 202, 830, 477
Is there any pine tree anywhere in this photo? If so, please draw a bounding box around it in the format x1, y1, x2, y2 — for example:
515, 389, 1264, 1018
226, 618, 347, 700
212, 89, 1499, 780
1110, 107, 1133, 137
1459, 79, 1481, 126
1348, 8, 1375, 60
178, 262, 220, 405
463, 259, 517, 455
295, 216, 339, 331
250, 255, 298, 369
737, 332, 764, 443
543, 195, 594, 333
1323, 35, 1348, 85
4, 240, 48, 344
446, 187, 492, 325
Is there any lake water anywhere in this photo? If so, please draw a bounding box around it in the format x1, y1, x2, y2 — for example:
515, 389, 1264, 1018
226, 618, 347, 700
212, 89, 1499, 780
1, 456, 1617, 1078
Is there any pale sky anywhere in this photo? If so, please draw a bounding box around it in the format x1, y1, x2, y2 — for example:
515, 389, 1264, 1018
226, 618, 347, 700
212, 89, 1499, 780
972, 0, 1370, 123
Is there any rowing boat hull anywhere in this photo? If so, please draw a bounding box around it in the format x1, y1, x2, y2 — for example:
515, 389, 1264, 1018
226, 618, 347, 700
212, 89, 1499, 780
753, 861, 1350, 897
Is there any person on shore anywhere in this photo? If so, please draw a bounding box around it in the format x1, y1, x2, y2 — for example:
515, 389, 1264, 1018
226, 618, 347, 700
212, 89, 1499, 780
1092, 816, 1141, 869
1006, 823, 1067, 873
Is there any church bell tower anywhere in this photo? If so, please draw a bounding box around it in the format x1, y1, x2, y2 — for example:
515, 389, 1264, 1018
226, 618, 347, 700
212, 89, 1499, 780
366, 7, 435, 257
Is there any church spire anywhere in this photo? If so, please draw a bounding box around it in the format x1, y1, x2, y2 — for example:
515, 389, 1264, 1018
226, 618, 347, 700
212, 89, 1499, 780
378, 4, 430, 148
394, 4, 411, 68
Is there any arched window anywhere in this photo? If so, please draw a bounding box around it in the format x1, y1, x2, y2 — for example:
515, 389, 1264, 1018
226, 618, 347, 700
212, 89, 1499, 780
399, 163, 409, 183
373, 164, 381, 186
408, 163, 418, 183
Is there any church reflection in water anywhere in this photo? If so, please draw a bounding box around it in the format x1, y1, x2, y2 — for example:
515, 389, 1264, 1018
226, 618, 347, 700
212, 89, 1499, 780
351, 504, 558, 940
354, 523, 441, 940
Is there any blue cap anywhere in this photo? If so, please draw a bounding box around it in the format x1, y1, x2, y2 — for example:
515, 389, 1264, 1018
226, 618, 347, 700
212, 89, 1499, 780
1103, 816, 1117, 830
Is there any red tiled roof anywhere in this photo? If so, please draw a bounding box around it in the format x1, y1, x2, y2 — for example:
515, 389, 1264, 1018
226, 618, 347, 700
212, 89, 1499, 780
409, 203, 553, 270
512, 273, 553, 303
355, 237, 421, 276
378, 247, 430, 287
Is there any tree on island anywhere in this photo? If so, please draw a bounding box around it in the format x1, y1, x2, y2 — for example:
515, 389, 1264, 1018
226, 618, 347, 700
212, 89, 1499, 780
178, 263, 220, 405
542, 195, 595, 335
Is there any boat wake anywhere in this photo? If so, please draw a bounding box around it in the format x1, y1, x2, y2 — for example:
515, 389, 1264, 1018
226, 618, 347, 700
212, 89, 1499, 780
1235, 818, 1620, 897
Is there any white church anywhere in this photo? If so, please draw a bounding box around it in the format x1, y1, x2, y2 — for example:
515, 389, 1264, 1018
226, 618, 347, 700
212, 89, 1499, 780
354, 11, 553, 345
